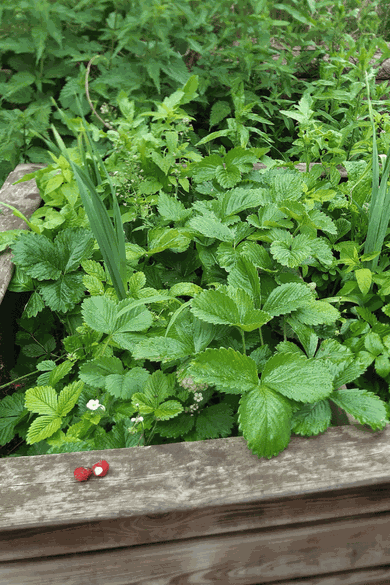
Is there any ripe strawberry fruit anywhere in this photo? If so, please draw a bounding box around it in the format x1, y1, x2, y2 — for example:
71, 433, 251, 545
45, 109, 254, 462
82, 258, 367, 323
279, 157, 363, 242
92, 460, 109, 477
74, 467, 93, 482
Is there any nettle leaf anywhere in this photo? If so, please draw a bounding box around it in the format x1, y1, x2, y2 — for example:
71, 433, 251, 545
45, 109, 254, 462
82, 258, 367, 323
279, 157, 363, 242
188, 347, 259, 394
106, 367, 150, 399
215, 164, 241, 188
132, 337, 192, 363
291, 400, 332, 436
238, 384, 293, 458
262, 282, 313, 316
330, 388, 388, 430
210, 100, 231, 127
270, 233, 313, 267
261, 353, 333, 403
293, 301, 340, 325
188, 214, 235, 243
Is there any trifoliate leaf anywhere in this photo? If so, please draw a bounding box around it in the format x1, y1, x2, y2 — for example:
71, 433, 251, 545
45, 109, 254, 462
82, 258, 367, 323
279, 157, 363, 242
188, 347, 259, 394
238, 384, 293, 458
291, 400, 332, 436
261, 353, 333, 402
330, 388, 388, 430
262, 282, 313, 316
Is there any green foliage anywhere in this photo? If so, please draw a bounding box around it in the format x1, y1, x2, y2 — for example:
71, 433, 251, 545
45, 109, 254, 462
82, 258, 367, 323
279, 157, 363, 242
2, 0, 390, 460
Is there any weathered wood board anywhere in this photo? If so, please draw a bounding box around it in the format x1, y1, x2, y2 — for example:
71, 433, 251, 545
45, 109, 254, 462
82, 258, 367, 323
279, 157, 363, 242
1, 427, 390, 584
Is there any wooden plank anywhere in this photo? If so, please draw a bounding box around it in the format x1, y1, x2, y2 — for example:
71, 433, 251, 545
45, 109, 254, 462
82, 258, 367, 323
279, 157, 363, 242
0, 512, 390, 585
1, 427, 390, 559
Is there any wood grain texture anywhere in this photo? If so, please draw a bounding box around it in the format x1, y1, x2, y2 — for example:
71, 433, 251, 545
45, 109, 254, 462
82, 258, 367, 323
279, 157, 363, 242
1, 427, 390, 584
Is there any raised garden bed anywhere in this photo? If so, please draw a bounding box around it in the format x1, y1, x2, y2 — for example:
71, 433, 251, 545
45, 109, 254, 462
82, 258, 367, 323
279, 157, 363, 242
1, 426, 390, 585
1, 161, 390, 584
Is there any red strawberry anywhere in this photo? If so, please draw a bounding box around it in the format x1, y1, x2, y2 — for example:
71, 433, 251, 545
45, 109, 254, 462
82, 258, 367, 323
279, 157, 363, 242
74, 467, 93, 482
92, 460, 109, 477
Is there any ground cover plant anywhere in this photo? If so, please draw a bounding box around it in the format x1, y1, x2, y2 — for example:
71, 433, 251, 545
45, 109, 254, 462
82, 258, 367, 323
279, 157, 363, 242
1, 0, 390, 459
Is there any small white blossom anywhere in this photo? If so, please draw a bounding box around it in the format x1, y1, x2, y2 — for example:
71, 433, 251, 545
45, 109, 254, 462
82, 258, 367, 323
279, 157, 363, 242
86, 399, 106, 411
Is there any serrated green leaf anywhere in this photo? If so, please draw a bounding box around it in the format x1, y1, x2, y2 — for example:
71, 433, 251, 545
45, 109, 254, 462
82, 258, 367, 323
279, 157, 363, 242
0, 394, 27, 446
261, 353, 333, 402
106, 367, 150, 399
270, 233, 312, 267
156, 411, 195, 438
291, 400, 332, 436
24, 386, 58, 415
26, 415, 63, 444
293, 301, 340, 325
191, 289, 240, 325
215, 164, 241, 188
188, 214, 235, 243
79, 356, 124, 388
195, 403, 234, 439
10, 231, 62, 280
262, 282, 313, 316
189, 347, 259, 393
155, 400, 183, 421
148, 228, 191, 254
355, 268, 372, 295
48, 360, 74, 387
158, 192, 191, 222
210, 100, 231, 127
57, 381, 84, 418
132, 337, 192, 363
238, 384, 293, 458
40, 273, 86, 312
330, 388, 388, 430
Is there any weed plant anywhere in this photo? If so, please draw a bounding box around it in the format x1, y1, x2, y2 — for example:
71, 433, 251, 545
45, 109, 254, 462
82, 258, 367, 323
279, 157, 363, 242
1, 0, 390, 459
